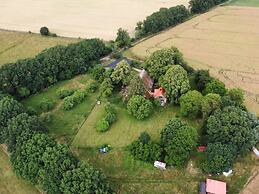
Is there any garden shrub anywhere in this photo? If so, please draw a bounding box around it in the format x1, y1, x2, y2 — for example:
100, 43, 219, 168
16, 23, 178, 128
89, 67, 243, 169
40, 26, 49, 36
96, 103, 117, 132
85, 82, 98, 93
63, 90, 86, 110
57, 88, 76, 99
39, 98, 54, 112
96, 118, 110, 132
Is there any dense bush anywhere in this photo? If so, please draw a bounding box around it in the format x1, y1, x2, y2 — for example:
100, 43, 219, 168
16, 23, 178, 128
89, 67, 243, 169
179, 90, 203, 118
115, 28, 131, 48
221, 88, 245, 108
85, 81, 98, 93
63, 90, 86, 110
39, 98, 55, 112
206, 106, 257, 154
111, 61, 131, 85
201, 93, 221, 118
96, 103, 117, 132
0, 39, 110, 99
57, 88, 76, 99
91, 64, 106, 83
127, 95, 153, 120
100, 78, 114, 98
136, 5, 190, 37
160, 119, 198, 167
127, 74, 146, 100
202, 143, 237, 174
40, 26, 49, 36
160, 65, 190, 103
193, 70, 212, 92
189, 0, 228, 14
203, 79, 227, 96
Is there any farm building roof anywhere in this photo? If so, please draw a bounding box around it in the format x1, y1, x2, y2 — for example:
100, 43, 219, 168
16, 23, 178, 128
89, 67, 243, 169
106, 57, 132, 69
153, 87, 165, 98
206, 179, 226, 194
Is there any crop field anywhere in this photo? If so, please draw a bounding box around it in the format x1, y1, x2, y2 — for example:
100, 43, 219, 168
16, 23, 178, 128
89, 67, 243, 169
0, 0, 189, 40
226, 0, 259, 7
0, 146, 39, 194
128, 6, 259, 115
0, 30, 76, 65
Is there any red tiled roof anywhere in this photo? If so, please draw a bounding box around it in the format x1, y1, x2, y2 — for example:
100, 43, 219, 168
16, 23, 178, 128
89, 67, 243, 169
153, 87, 165, 97
206, 179, 226, 194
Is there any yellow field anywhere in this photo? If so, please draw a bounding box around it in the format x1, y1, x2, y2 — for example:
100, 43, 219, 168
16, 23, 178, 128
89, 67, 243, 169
129, 6, 259, 115
0, 30, 77, 65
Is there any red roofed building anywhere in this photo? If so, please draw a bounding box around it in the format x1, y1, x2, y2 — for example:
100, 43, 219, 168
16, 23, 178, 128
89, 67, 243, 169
206, 179, 226, 194
149, 87, 167, 106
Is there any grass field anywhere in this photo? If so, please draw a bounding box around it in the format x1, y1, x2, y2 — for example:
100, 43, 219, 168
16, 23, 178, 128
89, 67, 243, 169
22, 74, 99, 143
0, 30, 77, 65
226, 0, 259, 7
0, 147, 39, 194
0, 0, 189, 40
127, 6, 259, 116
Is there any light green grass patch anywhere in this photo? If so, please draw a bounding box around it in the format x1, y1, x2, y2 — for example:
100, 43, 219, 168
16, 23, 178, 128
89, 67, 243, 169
73, 101, 200, 148
0, 148, 39, 194
225, 0, 259, 7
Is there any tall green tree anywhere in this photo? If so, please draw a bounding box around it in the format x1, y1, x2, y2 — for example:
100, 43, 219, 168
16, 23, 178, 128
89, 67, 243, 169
201, 93, 221, 118
203, 79, 227, 96
61, 163, 112, 194
179, 90, 203, 118
160, 119, 198, 167
206, 106, 256, 154
115, 28, 131, 48
111, 61, 131, 85
160, 65, 190, 103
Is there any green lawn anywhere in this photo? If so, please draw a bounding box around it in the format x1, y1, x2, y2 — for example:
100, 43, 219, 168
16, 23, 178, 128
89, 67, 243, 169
225, 0, 259, 7
22, 74, 99, 143
0, 148, 39, 194
0, 30, 77, 65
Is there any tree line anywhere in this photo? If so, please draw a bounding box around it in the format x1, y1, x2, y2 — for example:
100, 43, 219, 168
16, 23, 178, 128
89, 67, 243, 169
135, 0, 228, 39
0, 39, 110, 99
0, 95, 112, 194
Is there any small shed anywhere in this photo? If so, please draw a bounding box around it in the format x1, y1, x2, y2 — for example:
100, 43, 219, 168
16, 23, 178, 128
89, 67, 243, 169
206, 179, 226, 194
154, 161, 166, 170
197, 146, 206, 152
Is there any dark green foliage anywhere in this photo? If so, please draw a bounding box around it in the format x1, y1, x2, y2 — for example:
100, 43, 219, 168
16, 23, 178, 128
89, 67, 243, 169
85, 81, 98, 93
0, 39, 109, 98
206, 106, 256, 154
203, 79, 227, 96
63, 90, 86, 110
201, 93, 221, 118
179, 90, 203, 118
91, 64, 106, 83
5, 113, 46, 153
115, 28, 131, 48
202, 143, 237, 174
40, 27, 49, 36
0, 97, 23, 143
127, 74, 146, 100
60, 163, 112, 194
189, 0, 228, 14
144, 47, 185, 81
11, 133, 56, 184
129, 140, 162, 163
96, 103, 116, 132
39, 144, 78, 194
160, 65, 190, 103
160, 119, 198, 167
57, 88, 76, 99
111, 61, 131, 85
127, 95, 153, 120
221, 88, 245, 108
39, 98, 55, 112
139, 131, 151, 144
193, 70, 212, 92
137, 5, 190, 37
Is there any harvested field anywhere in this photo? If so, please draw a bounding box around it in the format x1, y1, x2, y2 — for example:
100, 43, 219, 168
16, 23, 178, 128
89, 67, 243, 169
0, 30, 77, 65
129, 6, 259, 115
0, 0, 189, 40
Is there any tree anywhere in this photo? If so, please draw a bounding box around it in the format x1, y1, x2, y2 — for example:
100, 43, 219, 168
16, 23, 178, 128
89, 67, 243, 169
115, 28, 131, 48
5, 113, 46, 153
202, 143, 237, 174
39, 144, 78, 194
111, 61, 131, 85
39, 98, 55, 112
61, 163, 112, 194
160, 119, 198, 167
179, 90, 203, 118
144, 47, 185, 81
40, 26, 49, 36
189, 0, 215, 14
193, 70, 212, 92
0, 97, 23, 143
127, 95, 153, 120
160, 65, 190, 103
201, 93, 221, 118
226, 88, 244, 105
11, 133, 56, 184
139, 131, 151, 144
100, 78, 114, 98
206, 106, 256, 154
91, 64, 106, 83
203, 79, 227, 96
127, 74, 146, 100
